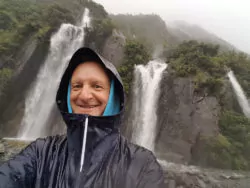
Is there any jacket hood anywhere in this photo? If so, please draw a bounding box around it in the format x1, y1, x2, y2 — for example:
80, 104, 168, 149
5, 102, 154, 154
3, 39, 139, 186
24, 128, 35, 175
56, 47, 124, 118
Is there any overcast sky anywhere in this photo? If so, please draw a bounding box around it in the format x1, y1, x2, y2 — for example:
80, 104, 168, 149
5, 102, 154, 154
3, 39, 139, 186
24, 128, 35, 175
94, 0, 250, 54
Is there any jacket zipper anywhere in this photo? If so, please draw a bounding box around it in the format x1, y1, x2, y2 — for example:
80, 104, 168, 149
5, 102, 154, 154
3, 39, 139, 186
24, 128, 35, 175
75, 116, 89, 188
80, 116, 89, 172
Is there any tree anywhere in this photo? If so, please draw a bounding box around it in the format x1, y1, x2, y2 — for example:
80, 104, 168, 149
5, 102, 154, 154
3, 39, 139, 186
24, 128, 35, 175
118, 39, 151, 95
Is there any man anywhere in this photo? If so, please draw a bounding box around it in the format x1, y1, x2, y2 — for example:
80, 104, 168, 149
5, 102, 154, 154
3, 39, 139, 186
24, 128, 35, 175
0, 47, 165, 188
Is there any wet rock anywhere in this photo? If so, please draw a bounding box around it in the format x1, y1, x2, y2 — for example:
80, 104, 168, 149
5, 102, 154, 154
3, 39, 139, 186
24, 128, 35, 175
230, 173, 245, 180
0, 143, 4, 154
0, 139, 30, 164
168, 180, 176, 188
196, 178, 206, 188
102, 29, 125, 68
220, 174, 231, 179
156, 75, 220, 164
160, 160, 250, 188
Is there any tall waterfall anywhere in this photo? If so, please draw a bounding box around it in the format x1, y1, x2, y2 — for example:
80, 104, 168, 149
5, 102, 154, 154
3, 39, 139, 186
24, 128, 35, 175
131, 60, 167, 151
228, 71, 250, 118
18, 9, 91, 140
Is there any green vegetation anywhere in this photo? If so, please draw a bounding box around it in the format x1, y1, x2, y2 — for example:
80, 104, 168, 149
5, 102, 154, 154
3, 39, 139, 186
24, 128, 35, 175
0, 0, 76, 63
118, 39, 151, 95
167, 40, 250, 98
167, 40, 226, 96
199, 111, 250, 170
197, 133, 233, 169
0, 68, 13, 92
224, 51, 250, 97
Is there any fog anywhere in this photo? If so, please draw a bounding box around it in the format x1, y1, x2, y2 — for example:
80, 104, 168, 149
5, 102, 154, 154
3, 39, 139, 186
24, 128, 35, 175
95, 0, 250, 54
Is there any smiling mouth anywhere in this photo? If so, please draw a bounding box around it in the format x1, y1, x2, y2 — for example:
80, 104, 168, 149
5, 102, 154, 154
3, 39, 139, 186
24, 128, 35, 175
78, 105, 98, 109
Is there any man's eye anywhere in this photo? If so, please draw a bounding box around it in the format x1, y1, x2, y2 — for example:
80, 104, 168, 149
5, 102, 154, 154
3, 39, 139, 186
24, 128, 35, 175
94, 84, 102, 89
72, 84, 81, 89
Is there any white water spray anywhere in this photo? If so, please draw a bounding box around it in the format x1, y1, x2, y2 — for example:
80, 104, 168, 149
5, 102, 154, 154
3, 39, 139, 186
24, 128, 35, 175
18, 9, 91, 140
131, 60, 167, 151
228, 71, 250, 118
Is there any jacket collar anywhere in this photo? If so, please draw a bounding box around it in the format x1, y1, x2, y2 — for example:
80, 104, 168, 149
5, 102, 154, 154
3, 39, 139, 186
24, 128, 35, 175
62, 112, 121, 154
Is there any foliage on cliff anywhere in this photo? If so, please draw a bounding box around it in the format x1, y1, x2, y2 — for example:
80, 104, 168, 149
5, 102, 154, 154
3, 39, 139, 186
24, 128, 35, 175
0, 0, 77, 64
224, 51, 250, 97
167, 40, 250, 98
0, 68, 13, 94
167, 40, 227, 96
118, 39, 151, 95
197, 111, 250, 170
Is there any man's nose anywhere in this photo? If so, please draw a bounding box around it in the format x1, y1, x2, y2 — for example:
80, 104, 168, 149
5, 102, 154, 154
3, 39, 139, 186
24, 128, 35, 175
78, 86, 93, 101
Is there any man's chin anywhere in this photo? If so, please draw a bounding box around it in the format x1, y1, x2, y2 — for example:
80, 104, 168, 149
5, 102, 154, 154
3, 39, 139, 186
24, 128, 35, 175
73, 107, 102, 116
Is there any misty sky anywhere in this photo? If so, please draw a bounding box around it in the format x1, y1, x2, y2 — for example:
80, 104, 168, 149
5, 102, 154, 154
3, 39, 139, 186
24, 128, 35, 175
94, 0, 250, 54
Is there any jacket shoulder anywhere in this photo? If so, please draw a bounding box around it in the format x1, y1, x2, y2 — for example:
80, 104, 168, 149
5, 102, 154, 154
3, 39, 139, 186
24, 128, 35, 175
35, 135, 66, 146
33, 135, 66, 154
120, 136, 165, 187
120, 136, 156, 161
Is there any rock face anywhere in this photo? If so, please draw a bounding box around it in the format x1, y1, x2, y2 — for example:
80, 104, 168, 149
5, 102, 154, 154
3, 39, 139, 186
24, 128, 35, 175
0, 139, 30, 165
156, 71, 220, 164
102, 29, 126, 67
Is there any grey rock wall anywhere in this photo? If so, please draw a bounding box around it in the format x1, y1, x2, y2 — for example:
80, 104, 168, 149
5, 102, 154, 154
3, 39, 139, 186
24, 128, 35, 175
156, 70, 220, 164
102, 29, 126, 67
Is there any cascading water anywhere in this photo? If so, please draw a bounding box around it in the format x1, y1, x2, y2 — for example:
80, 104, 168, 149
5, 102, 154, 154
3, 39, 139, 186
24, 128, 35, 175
17, 9, 91, 140
228, 70, 250, 118
131, 60, 167, 151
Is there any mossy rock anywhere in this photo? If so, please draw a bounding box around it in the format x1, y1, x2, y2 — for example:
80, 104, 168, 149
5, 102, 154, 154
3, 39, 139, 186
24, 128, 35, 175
0, 138, 31, 164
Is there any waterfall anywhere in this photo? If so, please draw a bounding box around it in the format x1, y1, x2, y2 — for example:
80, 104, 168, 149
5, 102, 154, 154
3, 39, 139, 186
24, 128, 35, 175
17, 9, 91, 140
228, 70, 250, 118
131, 60, 167, 151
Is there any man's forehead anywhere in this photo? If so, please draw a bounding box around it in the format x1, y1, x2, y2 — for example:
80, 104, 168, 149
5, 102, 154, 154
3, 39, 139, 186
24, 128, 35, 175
71, 62, 109, 81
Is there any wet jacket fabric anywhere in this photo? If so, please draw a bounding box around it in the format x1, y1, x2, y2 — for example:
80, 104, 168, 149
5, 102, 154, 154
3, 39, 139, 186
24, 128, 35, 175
0, 47, 165, 188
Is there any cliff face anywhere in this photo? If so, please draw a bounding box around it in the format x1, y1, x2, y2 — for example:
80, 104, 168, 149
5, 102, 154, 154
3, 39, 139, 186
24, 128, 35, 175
101, 29, 126, 67
155, 71, 220, 164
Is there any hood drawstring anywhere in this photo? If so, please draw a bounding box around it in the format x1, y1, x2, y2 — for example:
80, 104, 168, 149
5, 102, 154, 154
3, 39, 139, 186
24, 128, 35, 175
80, 117, 88, 172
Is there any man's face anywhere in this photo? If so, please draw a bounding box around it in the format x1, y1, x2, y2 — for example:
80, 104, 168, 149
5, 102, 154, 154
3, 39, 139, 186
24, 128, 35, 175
70, 61, 110, 116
